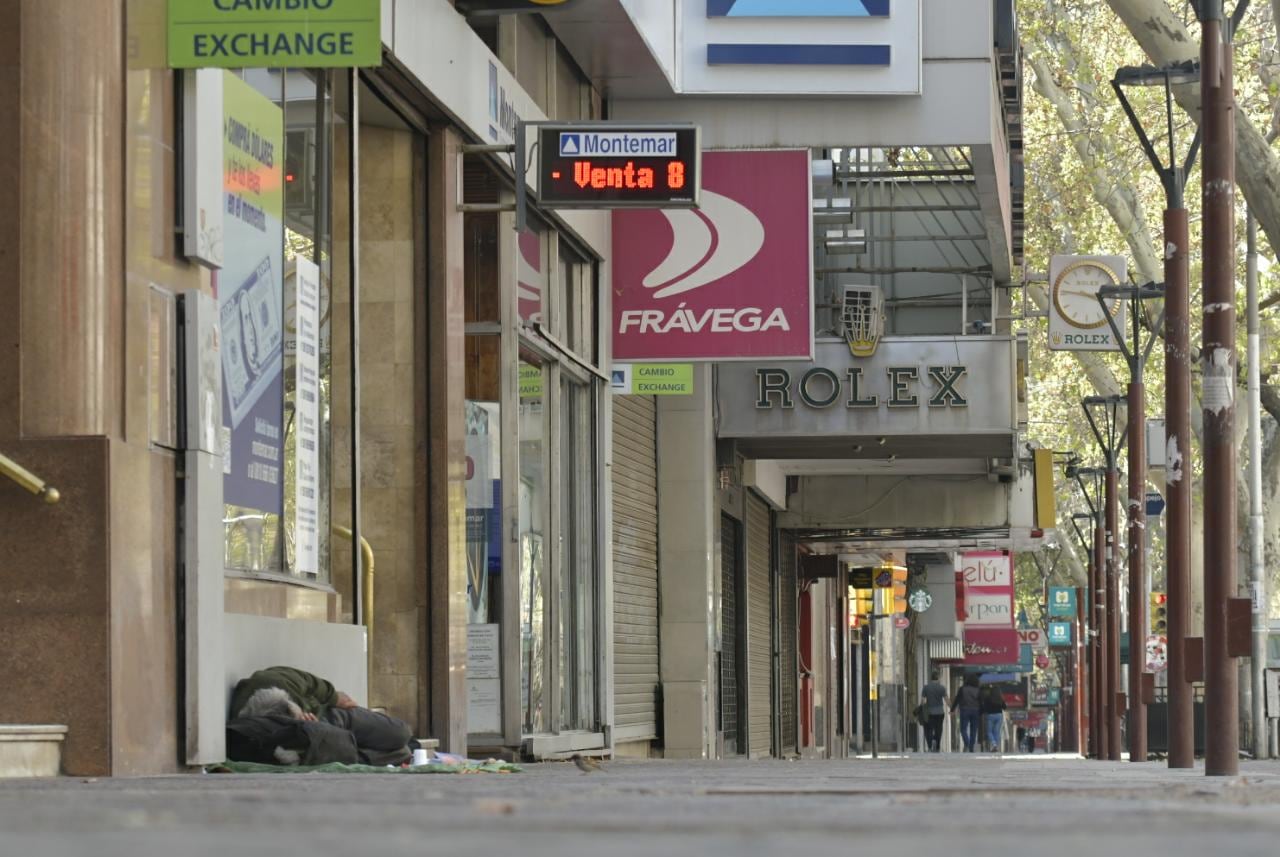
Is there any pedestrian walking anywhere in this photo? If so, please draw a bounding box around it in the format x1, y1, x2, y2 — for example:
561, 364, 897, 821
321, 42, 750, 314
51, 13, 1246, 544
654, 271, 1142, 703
920, 670, 948, 752
950, 673, 982, 752
981, 684, 1007, 752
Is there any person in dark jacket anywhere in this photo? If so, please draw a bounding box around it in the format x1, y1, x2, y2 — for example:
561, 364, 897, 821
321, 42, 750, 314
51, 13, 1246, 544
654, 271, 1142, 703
950, 673, 982, 752
981, 684, 1007, 752
920, 670, 948, 752
227, 666, 415, 766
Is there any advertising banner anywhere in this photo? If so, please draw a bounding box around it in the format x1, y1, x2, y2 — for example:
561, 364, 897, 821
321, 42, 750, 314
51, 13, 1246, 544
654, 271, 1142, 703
293, 257, 322, 576
1047, 621, 1073, 646
963, 628, 1022, 667
1047, 586, 1078, 617
465, 402, 501, 624
611, 149, 813, 361
219, 71, 284, 519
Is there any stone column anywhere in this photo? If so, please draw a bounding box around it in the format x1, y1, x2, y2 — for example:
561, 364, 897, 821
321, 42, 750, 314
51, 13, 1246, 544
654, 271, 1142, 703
426, 127, 469, 753
657, 366, 719, 758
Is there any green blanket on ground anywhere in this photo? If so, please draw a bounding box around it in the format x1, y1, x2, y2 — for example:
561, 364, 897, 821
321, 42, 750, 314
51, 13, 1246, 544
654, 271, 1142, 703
209, 760, 521, 775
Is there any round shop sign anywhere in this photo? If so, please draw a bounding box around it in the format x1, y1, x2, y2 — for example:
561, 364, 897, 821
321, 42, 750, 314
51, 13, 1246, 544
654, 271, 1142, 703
894, 616, 911, 630
908, 589, 933, 613
1035, 653, 1051, 670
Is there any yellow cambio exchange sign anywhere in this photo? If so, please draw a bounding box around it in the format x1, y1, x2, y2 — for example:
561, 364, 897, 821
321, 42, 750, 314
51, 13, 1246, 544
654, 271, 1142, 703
168, 0, 382, 68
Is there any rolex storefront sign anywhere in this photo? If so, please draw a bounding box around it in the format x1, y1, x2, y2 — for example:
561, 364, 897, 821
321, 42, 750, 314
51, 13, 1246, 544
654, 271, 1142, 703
716, 338, 1019, 461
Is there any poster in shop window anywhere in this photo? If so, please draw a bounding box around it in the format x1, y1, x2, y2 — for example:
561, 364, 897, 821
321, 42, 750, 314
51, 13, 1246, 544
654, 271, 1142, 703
293, 257, 322, 576
218, 71, 285, 520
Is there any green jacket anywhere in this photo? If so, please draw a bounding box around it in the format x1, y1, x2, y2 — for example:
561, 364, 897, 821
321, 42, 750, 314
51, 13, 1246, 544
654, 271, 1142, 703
229, 666, 339, 718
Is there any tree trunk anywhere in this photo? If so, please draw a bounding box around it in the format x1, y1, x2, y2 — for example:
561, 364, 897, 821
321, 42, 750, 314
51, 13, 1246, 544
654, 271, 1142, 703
1105, 0, 1280, 255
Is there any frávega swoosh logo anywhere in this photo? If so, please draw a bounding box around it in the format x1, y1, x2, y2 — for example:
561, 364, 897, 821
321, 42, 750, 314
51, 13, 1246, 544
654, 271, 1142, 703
642, 190, 765, 299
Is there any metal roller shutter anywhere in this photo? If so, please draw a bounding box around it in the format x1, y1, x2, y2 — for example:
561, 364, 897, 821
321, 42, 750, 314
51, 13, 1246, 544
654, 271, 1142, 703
778, 532, 798, 756
745, 493, 773, 758
611, 395, 659, 740
720, 514, 742, 754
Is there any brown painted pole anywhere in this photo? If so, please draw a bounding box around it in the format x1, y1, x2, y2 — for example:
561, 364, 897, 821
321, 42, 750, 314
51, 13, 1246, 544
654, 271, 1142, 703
1201, 2, 1239, 777
1077, 591, 1088, 756
1087, 532, 1099, 757
1105, 465, 1122, 760
1095, 517, 1109, 761
1127, 380, 1148, 761
1164, 207, 1195, 769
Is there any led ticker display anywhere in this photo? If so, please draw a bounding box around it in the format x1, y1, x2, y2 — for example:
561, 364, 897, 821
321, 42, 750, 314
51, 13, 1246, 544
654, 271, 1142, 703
536, 124, 700, 209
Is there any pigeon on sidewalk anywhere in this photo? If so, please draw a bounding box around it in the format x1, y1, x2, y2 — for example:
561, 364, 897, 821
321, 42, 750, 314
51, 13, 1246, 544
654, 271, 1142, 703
571, 754, 605, 774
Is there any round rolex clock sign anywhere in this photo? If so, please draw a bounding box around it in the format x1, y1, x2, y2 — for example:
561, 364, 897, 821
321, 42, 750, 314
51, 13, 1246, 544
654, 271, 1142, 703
1047, 255, 1127, 352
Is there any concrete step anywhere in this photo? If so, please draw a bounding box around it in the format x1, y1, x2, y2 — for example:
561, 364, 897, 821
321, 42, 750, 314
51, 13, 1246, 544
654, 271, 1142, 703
0, 725, 67, 777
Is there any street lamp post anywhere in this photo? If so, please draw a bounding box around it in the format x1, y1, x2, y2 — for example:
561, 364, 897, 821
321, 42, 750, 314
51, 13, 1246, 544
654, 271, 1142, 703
1196, 0, 1250, 777
1098, 283, 1165, 763
1070, 464, 1107, 760
1112, 58, 1201, 770
1083, 396, 1127, 762
1071, 509, 1100, 758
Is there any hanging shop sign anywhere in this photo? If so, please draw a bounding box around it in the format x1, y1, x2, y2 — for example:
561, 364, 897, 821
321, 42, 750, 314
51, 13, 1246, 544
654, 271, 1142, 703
538, 124, 700, 208
168, 0, 383, 69
962, 628, 1022, 667
907, 588, 933, 614
1047, 586, 1077, 618
612, 149, 813, 361
610, 364, 695, 396
1047, 622, 1073, 646
1047, 254, 1127, 352
959, 551, 1013, 628
1018, 628, 1048, 650
1030, 685, 1061, 706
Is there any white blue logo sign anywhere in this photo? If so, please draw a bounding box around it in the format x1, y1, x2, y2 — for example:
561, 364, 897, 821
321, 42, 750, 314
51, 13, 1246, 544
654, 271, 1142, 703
1047, 622, 1073, 646
1047, 586, 1077, 618
558, 132, 677, 158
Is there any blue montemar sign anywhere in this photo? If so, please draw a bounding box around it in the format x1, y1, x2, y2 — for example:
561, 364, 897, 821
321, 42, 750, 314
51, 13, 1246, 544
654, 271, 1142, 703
168, 0, 383, 69
1048, 586, 1077, 618
1047, 622, 1073, 646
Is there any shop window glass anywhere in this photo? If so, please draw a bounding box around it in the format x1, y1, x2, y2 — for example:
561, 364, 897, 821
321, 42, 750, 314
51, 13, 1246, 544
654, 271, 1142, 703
465, 212, 502, 324
558, 375, 597, 730
221, 68, 334, 584
558, 240, 595, 360
519, 357, 551, 734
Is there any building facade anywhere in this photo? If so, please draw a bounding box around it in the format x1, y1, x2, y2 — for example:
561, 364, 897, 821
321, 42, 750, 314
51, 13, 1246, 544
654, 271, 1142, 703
0, 0, 1033, 774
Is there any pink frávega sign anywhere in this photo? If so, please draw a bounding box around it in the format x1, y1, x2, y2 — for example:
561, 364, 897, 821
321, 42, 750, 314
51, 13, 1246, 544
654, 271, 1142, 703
611, 150, 813, 361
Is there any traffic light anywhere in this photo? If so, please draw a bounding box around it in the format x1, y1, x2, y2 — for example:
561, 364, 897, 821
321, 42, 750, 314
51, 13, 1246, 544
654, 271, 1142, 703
850, 588, 874, 627
874, 564, 909, 615
1150, 592, 1168, 635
